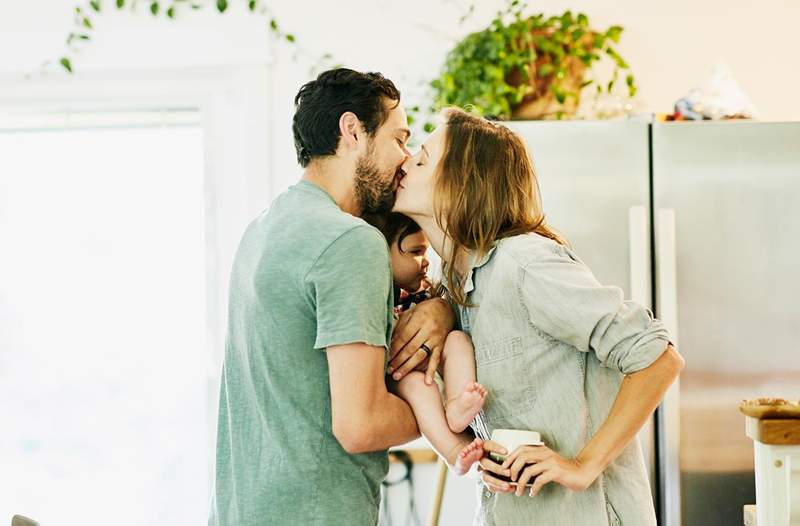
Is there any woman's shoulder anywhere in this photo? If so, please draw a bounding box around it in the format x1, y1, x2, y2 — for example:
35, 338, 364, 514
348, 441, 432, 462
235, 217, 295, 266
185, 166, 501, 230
494, 232, 577, 268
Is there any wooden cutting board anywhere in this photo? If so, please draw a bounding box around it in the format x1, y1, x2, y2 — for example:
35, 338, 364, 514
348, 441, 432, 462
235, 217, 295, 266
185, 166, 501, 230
745, 418, 800, 445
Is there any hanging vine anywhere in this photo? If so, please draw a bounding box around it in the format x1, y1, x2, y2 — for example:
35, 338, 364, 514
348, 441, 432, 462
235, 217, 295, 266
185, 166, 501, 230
51, 0, 305, 74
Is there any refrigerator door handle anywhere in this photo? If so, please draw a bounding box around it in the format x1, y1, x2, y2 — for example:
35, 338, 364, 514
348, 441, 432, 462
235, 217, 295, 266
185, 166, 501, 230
656, 208, 682, 526
628, 205, 658, 501
628, 205, 652, 308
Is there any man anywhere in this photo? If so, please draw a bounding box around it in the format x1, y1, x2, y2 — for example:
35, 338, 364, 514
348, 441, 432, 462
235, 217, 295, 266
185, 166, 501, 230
209, 68, 454, 525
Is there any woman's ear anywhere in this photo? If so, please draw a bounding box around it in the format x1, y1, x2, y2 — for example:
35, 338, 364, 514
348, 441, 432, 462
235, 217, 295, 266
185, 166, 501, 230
338, 112, 362, 151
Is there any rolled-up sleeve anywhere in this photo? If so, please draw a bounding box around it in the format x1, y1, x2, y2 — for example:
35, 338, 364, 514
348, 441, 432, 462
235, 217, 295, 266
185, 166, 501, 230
515, 242, 670, 374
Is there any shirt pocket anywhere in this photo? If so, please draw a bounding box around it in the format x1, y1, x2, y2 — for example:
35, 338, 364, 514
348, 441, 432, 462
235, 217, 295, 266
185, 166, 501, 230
474, 336, 539, 428
606, 499, 621, 526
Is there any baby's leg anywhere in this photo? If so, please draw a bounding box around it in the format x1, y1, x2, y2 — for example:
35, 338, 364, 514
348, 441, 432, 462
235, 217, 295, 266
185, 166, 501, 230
394, 371, 483, 475
440, 331, 486, 433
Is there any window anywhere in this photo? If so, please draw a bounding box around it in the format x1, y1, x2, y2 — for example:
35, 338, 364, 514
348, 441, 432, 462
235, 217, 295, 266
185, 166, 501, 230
0, 115, 210, 524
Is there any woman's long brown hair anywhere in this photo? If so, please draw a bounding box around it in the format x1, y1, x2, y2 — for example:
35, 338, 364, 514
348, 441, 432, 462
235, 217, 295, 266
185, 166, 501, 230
434, 107, 566, 307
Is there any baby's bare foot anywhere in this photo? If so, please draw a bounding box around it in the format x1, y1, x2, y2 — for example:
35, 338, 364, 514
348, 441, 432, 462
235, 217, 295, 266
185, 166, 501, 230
446, 382, 487, 433
453, 438, 484, 476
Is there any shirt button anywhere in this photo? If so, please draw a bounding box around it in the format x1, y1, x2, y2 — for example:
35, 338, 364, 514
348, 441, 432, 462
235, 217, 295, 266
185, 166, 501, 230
483, 489, 492, 499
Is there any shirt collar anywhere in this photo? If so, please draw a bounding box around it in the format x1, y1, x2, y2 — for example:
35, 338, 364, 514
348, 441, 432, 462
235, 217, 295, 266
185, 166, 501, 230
443, 243, 499, 296
295, 179, 336, 205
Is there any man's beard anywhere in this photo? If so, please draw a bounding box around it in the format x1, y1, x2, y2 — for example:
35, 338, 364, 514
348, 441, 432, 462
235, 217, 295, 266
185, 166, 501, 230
354, 149, 396, 215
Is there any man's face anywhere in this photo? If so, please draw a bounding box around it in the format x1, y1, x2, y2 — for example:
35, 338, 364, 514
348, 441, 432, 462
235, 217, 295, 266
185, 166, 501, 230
354, 100, 410, 215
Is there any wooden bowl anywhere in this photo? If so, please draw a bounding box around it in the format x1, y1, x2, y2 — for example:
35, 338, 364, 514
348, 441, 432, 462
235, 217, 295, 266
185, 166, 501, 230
739, 398, 800, 419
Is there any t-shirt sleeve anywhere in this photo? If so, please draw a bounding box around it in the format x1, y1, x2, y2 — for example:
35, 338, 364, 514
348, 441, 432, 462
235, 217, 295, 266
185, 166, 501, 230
305, 225, 392, 351
516, 241, 670, 374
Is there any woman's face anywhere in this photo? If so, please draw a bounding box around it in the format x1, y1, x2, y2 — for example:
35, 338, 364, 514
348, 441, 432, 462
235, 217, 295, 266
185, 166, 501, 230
393, 124, 446, 218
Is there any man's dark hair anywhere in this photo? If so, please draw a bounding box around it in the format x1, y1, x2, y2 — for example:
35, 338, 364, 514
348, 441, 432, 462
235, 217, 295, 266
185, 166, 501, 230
292, 68, 401, 167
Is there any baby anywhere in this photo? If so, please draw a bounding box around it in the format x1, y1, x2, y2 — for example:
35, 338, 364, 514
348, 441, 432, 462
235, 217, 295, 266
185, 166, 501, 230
375, 212, 487, 474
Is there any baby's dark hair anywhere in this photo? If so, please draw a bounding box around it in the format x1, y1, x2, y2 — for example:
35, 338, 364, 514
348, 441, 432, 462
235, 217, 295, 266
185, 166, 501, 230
365, 212, 421, 252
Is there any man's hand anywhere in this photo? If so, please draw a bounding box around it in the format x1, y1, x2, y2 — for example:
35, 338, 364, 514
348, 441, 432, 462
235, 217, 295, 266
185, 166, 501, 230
387, 297, 454, 384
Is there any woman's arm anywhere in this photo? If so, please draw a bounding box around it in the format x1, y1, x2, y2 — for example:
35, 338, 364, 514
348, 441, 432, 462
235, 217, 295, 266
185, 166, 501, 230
493, 342, 684, 496
575, 343, 683, 478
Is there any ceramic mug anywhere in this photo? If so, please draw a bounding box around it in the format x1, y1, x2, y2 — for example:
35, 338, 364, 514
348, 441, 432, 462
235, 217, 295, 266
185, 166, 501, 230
487, 429, 545, 487
489, 428, 544, 462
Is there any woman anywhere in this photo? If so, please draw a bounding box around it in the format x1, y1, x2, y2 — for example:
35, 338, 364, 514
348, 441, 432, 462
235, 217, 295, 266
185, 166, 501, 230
391, 108, 684, 525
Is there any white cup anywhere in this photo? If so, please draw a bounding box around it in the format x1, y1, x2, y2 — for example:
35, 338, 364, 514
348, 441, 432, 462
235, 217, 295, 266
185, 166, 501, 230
489, 428, 544, 462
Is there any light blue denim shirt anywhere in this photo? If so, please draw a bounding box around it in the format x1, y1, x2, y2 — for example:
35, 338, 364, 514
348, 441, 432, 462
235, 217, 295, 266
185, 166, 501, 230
446, 233, 669, 526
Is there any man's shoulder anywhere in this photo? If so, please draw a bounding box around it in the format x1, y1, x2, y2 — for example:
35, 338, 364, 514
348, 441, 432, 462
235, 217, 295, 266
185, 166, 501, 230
264, 183, 370, 236
264, 185, 388, 270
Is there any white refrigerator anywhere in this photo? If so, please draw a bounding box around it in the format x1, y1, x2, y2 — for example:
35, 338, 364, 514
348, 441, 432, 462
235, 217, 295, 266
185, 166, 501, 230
508, 119, 800, 526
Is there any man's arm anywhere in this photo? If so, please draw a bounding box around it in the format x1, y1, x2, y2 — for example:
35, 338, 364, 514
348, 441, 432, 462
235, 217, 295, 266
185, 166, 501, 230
327, 342, 420, 453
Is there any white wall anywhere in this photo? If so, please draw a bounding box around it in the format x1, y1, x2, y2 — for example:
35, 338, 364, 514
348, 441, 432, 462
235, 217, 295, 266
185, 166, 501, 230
2, 1, 799, 524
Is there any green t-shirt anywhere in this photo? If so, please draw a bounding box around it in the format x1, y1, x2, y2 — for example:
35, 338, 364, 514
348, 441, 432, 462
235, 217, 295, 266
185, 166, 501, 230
209, 181, 394, 526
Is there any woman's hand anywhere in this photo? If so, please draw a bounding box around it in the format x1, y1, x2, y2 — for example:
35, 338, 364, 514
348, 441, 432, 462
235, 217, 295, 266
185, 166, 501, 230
501, 445, 601, 497
477, 440, 514, 494
387, 298, 454, 384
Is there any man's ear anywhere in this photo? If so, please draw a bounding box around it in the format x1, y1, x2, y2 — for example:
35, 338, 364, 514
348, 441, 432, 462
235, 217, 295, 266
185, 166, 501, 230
338, 112, 362, 151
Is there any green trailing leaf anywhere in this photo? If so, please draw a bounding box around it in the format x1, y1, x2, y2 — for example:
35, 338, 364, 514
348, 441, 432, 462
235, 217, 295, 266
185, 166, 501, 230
150, 2, 159, 15
248, 0, 257, 11
285, 34, 295, 42
269, 19, 278, 30
626, 74, 637, 97
90, 1, 101, 12
60, 57, 73, 73
605, 46, 629, 69
550, 84, 566, 104
216, 0, 227, 13
166, 6, 175, 18
82, 16, 93, 29
116, 0, 124, 7
606, 25, 623, 43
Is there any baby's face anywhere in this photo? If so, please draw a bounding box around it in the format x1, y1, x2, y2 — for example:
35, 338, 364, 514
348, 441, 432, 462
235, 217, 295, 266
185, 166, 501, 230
390, 230, 429, 292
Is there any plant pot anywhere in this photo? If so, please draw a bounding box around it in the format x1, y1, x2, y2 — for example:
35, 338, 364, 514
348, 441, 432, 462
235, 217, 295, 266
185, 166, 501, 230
506, 30, 592, 120
511, 58, 586, 120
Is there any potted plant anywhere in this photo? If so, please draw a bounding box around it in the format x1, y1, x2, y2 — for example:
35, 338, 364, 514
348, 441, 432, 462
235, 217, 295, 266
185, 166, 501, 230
429, 1, 637, 121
